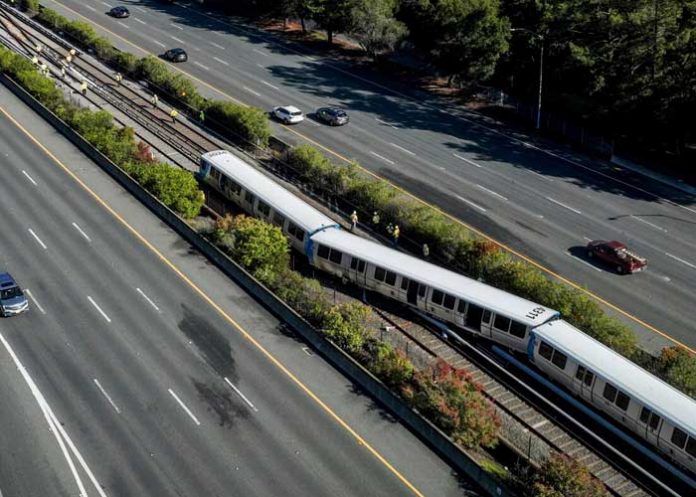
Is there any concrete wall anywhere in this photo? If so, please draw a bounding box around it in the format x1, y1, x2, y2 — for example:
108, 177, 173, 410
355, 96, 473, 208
1, 73, 511, 497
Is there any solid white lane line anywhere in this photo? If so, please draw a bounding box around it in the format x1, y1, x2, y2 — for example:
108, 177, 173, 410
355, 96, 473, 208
193, 61, 210, 71
456, 195, 487, 213
93, 379, 121, 414
152, 39, 166, 48
87, 296, 111, 323
224, 377, 258, 412
665, 253, 696, 270
566, 252, 602, 272
22, 170, 37, 185
213, 56, 229, 66
71, 222, 91, 242
134, 18, 146, 25
136, 287, 160, 312
168, 389, 201, 425
243, 86, 261, 97
260, 80, 279, 90
376, 118, 398, 129
453, 153, 482, 168
171, 23, 184, 30
0, 333, 99, 497
369, 151, 395, 165
252, 48, 268, 57
24, 289, 46, 314
28, 228, 47, 250
86, 5, 97, 12
209, 42, 225, 50
169, 35, 184, 44
546, 197, 582, 215
476, 184, 508, 201
389, 143, 416, 156
302, 346, 314, 356
631, 216, 667, 233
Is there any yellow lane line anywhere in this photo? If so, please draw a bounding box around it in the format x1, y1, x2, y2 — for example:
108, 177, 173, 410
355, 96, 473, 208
49, 0, 694, 352
0, 105, 428, 497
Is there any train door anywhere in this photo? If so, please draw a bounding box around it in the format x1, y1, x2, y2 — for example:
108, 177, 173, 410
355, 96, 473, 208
348, 256, 367, 285
466, 304, 484, 333
406, 279, 418, 306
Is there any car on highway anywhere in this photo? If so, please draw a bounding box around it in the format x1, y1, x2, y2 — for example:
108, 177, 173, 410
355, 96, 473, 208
108, 6, 130, 18
316, 107, 349, 126
272, 105, 305, 124
163, 48, 188, 63
586, 240, 647, 274
0, 272, 29, 317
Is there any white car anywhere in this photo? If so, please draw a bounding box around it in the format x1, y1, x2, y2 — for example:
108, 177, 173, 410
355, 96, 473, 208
272, 105, 304, 124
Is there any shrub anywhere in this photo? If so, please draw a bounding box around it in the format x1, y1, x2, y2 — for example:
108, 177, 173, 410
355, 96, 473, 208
131, 163, 205, 218
13, 69, 64, 110
214, 215, 289, 273
653, 346, 696, 397
403, 360, 500, 447
321, 302, 371, 354
113, 51, 139, 76
530, 454, 606, 497
206, 100, 271, 148
63, 20, 99, 47
287, 144, 356, 194
35, 8, 66, 31
365, 340, 414, 387
271, 269, 331, 324
21, 0, 40, 13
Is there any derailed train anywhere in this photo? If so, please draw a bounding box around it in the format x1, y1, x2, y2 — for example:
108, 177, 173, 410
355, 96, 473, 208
199, 150, 695, 473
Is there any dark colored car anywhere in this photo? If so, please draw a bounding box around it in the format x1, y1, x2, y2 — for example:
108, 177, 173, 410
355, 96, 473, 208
109, 6, 130, 18
586, 240, 647, 274
316, 107, 349, 126
0, 272, 29, 316
163, 48, 188, 62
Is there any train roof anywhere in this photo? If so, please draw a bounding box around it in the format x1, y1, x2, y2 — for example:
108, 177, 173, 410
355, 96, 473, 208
532, 320, 696, 434
312, 229, 559, 327
201, 150, 337, 233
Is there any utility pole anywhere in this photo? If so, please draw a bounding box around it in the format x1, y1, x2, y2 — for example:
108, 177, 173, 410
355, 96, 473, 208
511, 28, 545, 130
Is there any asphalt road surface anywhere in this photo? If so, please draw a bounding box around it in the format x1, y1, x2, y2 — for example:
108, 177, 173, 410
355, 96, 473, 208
40, 0, 696, 352
0, 85, 472, 497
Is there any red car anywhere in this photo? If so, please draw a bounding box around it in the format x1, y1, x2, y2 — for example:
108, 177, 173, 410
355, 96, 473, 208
586, 240, 647, 274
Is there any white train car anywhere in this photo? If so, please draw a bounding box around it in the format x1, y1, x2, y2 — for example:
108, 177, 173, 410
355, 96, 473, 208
199, 150, 339, 255
529, 320, 696, 473
310, 229, 559, 350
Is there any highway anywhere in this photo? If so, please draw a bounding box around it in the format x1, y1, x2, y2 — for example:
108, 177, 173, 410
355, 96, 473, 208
0, 86, 470, 496
39, 0, 696, 351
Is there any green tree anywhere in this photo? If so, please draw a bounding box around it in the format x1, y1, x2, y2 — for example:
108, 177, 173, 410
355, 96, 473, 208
349, 0, 408, 59
215, 215, 290, 273
132, 163, 205, 218
321, 302, 371, 354
309, 0, 355, 44
531, 454, 606, 497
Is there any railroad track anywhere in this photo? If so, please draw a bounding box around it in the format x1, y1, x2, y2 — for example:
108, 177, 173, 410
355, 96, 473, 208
0, 3, 220, 166
0, 5, 687, 496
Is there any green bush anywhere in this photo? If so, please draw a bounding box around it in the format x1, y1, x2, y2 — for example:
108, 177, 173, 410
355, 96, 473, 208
530, 454, 606, 497
287, 144, 358, 195
213, 214, 289, 273
206, 100, 271, 148
35, 8, 66, 31
134, 55, 204, 109
21, 0, 40, 13
403, 360, 500, 448
130, 163, 204, 219
365, 341, 415, 387
322, 302, 371, 354
652, 346, 696, 397
113, 51, 139, 76
63, 20, 99, 47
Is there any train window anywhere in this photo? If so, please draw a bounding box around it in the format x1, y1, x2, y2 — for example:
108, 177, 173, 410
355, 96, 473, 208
510, 321, 526, 338
228, 179, 241, 195
686, 437, 696, 458
482, 310, 492, 323
494, 315, 511, 332
329, 249, 343, 264
575, 365, 594, 387
457, 300, 467, 314
272, 212, 285, 227
615, 391, 630, 411
431, 290, 444, 306
258, 200, 271, 217
245, 191, 255, 204
603, 383, 618, 403
443, 294, 455, 310
418, 284, 426, 297
385, 271, 397, 286
358, 260, 366, 273
350, 257, 366, 273
639, 408, 661, 430
287, 223, 305, 241
350, 257, 359, 270
649, 414, 660, 430
400, 277, 409, 290
551, 350, 568, 370
671, 427, 687, 449
211, 168, 221, 180
317, 245, 330, 260
639, 407, 651, 424
374, 267, 386, 282
539, 341, 553, 360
